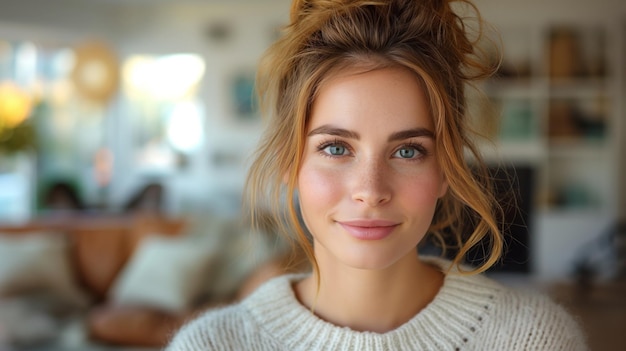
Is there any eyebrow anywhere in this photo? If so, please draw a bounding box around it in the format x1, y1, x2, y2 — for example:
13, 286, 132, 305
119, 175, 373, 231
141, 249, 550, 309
307, 124, 434, 141
307, 125, 359, 139
387, 128, 434, 141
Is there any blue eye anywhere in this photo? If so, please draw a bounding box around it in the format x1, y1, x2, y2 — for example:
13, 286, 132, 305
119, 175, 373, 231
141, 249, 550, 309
397, 148, 416, 158
325, 144, 347, 156
393, 144, 426, 159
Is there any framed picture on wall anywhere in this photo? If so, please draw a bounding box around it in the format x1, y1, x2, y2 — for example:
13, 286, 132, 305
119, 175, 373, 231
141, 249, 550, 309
230, 70, 259, 121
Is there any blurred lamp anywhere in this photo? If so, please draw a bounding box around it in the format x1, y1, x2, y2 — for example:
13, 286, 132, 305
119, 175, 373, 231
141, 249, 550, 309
123, 54, 205, 100
0, 81, 33, 128
71, 40, 120, 104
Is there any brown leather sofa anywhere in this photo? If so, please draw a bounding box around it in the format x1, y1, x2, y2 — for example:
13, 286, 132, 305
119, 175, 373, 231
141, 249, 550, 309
0, 213, 189, 348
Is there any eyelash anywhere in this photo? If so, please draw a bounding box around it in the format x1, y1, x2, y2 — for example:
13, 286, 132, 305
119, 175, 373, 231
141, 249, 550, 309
315, 140, 429, 160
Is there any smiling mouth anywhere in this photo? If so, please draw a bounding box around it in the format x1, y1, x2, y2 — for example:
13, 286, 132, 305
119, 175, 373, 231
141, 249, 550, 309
338, 220, 399, 240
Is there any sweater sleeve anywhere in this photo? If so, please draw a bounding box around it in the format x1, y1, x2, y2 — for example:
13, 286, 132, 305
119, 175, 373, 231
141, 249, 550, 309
482, 289, 589, 351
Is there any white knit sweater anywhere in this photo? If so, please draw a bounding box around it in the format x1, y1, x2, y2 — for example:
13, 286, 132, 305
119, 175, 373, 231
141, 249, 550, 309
167, 264, 588, 350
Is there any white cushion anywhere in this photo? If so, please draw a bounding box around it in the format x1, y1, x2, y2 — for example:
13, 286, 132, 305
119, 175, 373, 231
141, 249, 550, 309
0, 233, 89, 306
111, 235, 215, 312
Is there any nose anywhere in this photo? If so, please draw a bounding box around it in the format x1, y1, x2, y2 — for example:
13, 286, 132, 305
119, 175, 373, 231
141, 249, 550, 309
351, 157, 392, 207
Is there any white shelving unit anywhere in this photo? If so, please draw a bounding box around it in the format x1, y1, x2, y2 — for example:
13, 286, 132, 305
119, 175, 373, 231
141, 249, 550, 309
471, 18, 623, 279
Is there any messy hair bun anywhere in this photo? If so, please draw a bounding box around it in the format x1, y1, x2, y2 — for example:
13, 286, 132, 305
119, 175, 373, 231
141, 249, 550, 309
247, 0, 502, 275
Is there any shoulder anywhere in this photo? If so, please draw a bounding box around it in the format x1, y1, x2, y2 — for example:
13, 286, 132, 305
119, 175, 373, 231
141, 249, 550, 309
484, 279, 589, 350
430, 258, 587, 346
410, 260, 585, 350
431, 264, 588, 351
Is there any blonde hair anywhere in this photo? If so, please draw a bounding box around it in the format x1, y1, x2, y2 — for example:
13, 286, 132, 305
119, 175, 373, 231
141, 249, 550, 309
245, 0, 503, 276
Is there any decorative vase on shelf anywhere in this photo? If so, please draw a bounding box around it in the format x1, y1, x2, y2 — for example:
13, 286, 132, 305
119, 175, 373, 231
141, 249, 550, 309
0, 81, 38, 222
0, 110, 37, 222
0, 151, 36, 222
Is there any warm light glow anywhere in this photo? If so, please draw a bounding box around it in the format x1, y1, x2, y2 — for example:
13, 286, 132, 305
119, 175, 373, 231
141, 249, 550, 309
123, 53, 206, 162
79, 60, 109, 90
166, 102, 203, 152
122, 54, 205, 100
0, 81, 33, 128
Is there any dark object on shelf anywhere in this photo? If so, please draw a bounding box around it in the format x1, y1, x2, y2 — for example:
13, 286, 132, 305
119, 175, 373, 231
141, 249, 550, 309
421, 165, 535, 273
42, 180, 85, 212
123, 182, 164, 214
548, 99, 606, 141
470, 165, 534, 273
572, 220, 626, 287
548, 100, 582, 139
495, 61, 531, 79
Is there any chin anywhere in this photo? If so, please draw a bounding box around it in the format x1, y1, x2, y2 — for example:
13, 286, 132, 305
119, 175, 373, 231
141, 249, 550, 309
337, 248, 416, 272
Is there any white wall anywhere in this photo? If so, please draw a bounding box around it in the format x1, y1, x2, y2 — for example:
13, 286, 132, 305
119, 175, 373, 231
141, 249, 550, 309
0, 0, 292, 215
101, 0, 292, 215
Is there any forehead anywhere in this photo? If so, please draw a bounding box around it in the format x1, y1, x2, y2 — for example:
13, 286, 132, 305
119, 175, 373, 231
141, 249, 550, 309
308, 66, 434, 131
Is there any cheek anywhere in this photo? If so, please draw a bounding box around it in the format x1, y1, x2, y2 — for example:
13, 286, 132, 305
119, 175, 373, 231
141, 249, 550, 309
297, 164, 343, 217
398, 171, 446, 210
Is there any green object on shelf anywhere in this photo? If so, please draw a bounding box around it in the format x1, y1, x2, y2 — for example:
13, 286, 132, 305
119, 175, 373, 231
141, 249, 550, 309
499, 100, 534, 141
559, 184, 596, 209
0, 120, 36, 155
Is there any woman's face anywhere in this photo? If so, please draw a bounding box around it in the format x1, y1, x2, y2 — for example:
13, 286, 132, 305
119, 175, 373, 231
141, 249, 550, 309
297, 66, 448, 271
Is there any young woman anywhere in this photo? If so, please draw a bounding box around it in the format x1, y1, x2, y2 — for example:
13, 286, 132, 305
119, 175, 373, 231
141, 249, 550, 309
167, 0, 587, 349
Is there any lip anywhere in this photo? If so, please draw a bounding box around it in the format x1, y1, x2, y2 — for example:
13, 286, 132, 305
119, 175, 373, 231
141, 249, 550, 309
338, 219, 399, 241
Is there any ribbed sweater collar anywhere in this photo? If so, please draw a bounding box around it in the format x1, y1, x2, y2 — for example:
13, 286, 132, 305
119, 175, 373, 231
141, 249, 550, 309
241, 259, 504, 350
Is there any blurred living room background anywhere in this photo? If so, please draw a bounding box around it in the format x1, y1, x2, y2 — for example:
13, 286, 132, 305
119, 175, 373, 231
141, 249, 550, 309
0, 0, 624, 350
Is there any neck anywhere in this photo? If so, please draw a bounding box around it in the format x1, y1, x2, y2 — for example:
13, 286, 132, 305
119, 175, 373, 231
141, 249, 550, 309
295, 253, 444, 333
